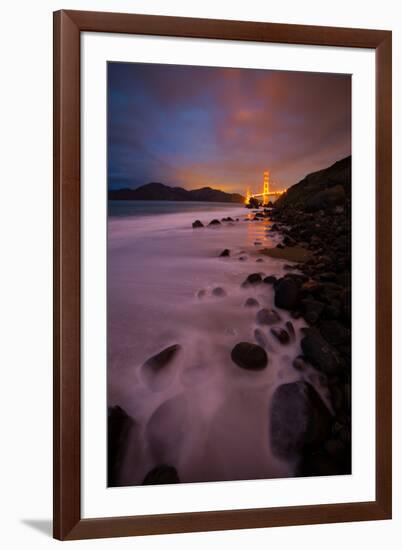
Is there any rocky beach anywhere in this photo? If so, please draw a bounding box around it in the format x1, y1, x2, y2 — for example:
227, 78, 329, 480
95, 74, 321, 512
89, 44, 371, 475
108, 156, 352, 487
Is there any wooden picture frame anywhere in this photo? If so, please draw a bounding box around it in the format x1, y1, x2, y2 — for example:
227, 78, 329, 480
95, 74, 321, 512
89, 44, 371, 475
53, 9, 392, 540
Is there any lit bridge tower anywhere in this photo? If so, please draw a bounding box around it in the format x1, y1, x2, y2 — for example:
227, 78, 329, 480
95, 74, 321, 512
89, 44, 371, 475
263, 171, 270, 205
245, 170, 285, 205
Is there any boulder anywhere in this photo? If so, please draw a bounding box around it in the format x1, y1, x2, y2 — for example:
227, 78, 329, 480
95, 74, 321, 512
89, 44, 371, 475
301, 331, 342, 374
142, 344, 181, 391
319, 320, 351, 347
192, 220, 203, 228
274, 277, 300, 310
219, 248, 230, 257
143, 344, 181, 371
244, 297, 260, 308
256, 308, 281, 325
301, 298, 325, 325
283, 235, 296, 247
212, 287, 226, 297
242, 273, 263, 286
263, 275, 277, 285
208, 219, 221, 226
285, 320, 295, 340
231, 342, 268, 370
292, 355, 310, 372
270, 327, 290, 344
108, 406, 134, 486
270, 381, 332, 459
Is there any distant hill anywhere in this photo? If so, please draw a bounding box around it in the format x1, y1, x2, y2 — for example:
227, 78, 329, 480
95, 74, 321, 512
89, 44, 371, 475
274, 156, 351, 212
109, 182, 245, 203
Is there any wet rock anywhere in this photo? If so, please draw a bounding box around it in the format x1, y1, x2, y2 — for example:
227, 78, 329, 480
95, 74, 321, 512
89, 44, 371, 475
270, 381, 332, 459
318, 272, 337, 282
283, 235, 296, 247
254, 241, 262, 245
329, 383, 346, 413
274, 277, 300, 310
263, 275, 277, 285
238, 256, 247, 261
244, 297, 260, 308
219, 248, 230, 257
192, 220, 204, 228
322, 301, 341, 320
256, 258, 264, 263
143, 464, 180, 485
208, 219, 221, 226
270, 327, 290, 344
293, 355, 309, 372
319, 320, 351, 347
285, 321, 295, 340
276, 243, 285, 249
301, 331, 342, 374
144, 344, 181, 371
298, 451, 348, 476
342, 288, 351, 325
256, 308, 281, 325
339, 425, 351, 444
301, 298, 325, 325
301, 280, 322, 294
242, 273, 263, 286
212, 287, 226, 297
197, 289, 206, 299
324, 438, 346, 459
108, 406, 134, 486
231, 342, 268, 370
142, 344, 181, 391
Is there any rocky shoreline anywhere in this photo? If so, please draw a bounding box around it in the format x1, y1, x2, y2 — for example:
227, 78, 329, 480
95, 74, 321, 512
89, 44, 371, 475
108, 156, 352, 485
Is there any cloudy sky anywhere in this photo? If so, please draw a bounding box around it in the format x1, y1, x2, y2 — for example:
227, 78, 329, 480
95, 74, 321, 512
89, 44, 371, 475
108, 62, 351, 195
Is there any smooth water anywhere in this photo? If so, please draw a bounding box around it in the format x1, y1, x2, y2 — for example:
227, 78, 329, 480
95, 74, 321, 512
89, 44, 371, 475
107, 201, 328, 486
108, 200, 245, 218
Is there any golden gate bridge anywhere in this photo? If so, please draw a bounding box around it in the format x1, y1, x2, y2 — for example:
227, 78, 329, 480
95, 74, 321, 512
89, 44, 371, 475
245, 171, 286, 205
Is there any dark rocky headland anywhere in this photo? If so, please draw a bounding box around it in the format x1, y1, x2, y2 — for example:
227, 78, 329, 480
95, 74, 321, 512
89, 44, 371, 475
266, 155, 352, 476
109, 181, 245, 203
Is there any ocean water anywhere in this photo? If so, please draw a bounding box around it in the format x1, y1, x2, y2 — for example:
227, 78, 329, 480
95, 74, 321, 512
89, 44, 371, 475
107, 201, 329, 486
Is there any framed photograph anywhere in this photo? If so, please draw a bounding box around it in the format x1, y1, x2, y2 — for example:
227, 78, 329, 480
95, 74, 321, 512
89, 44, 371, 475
53, 10, 392, 540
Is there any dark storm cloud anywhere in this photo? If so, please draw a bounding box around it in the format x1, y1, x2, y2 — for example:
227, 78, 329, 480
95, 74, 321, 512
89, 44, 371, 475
108, 62, 351, 194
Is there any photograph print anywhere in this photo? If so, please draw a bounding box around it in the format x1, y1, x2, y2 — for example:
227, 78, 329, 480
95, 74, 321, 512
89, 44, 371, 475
107, 62, 352, 487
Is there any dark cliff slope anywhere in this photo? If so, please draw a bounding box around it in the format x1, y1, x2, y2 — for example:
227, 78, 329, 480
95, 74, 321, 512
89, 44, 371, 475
275, 156, 351, 212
